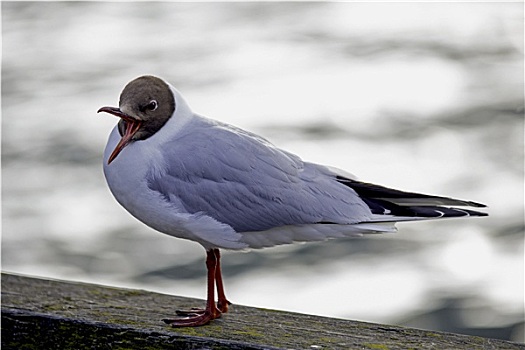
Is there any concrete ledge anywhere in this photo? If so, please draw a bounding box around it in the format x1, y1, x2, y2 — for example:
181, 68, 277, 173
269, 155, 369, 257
1, 273, 522, 350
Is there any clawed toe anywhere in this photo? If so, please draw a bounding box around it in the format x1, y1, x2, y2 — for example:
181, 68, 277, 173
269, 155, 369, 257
163, 308, 220, 327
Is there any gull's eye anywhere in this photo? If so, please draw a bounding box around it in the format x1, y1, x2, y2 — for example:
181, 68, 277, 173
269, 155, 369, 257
144, 100, 158, 111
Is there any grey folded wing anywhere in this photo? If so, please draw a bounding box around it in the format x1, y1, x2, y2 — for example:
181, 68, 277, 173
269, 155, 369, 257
146, 119, 372, 233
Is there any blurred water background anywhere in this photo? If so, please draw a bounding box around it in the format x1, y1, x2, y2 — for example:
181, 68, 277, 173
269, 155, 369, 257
2, 2, 524, 343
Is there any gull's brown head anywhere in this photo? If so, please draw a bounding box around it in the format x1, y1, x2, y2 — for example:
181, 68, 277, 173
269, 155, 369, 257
98, 75, 175, 164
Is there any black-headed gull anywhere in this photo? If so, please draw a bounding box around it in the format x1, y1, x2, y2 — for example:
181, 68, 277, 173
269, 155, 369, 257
98, 75, 487, 327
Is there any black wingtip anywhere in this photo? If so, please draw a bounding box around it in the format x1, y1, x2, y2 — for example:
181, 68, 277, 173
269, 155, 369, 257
335, 177, 489, 219
337, 177, 488, 209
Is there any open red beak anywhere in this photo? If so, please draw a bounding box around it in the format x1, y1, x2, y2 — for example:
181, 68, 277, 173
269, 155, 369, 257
98, 106, 142, 164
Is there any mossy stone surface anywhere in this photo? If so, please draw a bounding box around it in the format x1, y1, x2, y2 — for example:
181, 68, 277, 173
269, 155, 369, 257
2, 273, 522, 350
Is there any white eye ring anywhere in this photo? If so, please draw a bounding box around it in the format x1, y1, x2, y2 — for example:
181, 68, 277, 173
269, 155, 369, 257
147, 100, 158, 111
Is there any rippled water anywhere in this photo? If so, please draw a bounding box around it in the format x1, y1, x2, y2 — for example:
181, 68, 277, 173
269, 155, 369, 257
2, 2, 524, 342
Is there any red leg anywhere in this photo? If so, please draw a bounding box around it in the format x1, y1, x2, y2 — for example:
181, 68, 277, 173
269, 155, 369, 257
163, 249, 222, 327
213, 249, 231, 313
